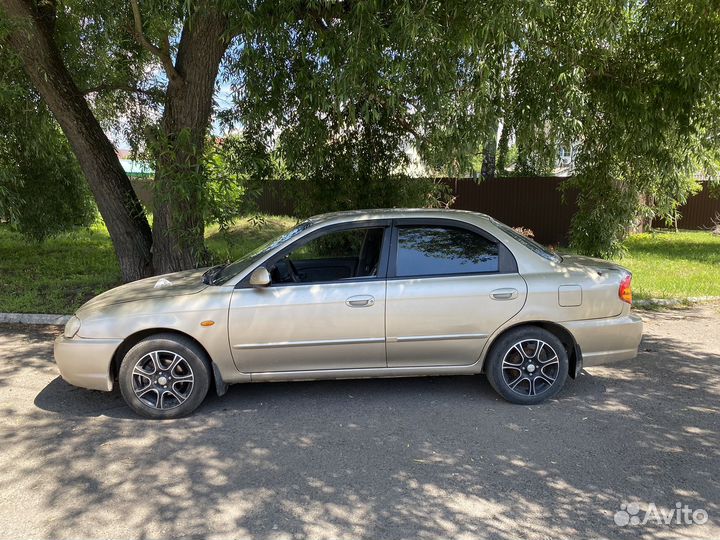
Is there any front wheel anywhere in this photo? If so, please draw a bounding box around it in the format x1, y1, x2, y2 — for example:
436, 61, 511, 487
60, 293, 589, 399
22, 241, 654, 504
485, 327, 569, 405
118, 334, 211, 419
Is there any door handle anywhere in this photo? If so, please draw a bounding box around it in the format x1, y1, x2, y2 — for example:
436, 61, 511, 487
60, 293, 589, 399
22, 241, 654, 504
490, 288, 518, 300
346, 295, 375, 307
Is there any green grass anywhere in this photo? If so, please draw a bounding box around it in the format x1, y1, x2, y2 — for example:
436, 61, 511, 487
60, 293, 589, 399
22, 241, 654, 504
0, 216, 296, 314
1, 219, 718, 313
0, 222, 121, 314
613, 230, 720, 301
205, 215, 297, 263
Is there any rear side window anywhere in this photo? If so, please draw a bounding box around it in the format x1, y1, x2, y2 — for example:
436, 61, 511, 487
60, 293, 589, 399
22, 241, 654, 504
395, 226, 499, 277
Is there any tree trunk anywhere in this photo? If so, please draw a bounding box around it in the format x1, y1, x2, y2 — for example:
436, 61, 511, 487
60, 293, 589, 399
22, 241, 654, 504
481, 122, 498, 181
1, 0, 154, 282
496, 123, 509, 174
151, 9, 229, 274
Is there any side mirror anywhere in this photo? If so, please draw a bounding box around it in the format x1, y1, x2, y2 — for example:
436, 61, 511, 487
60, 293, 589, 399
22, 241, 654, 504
249, 266, 271, 287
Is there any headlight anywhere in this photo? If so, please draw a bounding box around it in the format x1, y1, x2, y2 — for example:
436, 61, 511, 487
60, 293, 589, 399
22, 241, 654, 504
64, 316, 81, 339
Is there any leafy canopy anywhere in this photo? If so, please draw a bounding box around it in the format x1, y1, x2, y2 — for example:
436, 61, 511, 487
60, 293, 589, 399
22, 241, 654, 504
2, 0, 719, 255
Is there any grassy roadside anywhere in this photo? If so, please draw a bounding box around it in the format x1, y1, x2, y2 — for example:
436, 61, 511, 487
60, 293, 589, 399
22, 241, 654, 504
1, 219, 718, 313
614, 230, 720, 301
0, 216, 296, 314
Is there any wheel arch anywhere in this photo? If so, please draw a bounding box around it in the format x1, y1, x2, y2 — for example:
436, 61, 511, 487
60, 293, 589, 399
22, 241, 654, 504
483, 320, 583, 378
111, 328, 228, 396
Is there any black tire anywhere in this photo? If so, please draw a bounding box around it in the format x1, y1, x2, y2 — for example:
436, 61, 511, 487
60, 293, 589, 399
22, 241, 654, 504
485, 326, 569, 405
119, 333, 211, 419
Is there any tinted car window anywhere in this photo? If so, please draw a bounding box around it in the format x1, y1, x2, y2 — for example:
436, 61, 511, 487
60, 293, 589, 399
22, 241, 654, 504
212, 220, 312, 285
272, 227, 385, 284
395, 226, 499, 277
492, 220, 562, 263
290, 229, 370, 261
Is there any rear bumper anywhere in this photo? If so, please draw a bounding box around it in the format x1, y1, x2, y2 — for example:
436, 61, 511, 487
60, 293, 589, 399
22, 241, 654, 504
54, 335, 122, 391
563, 313, 643, 367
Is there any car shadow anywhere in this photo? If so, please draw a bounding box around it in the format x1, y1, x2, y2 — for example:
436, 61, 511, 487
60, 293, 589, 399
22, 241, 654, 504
34, 367, 605, 420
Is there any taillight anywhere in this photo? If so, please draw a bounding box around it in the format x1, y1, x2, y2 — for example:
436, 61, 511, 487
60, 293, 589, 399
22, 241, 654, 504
619, 274, 633, 304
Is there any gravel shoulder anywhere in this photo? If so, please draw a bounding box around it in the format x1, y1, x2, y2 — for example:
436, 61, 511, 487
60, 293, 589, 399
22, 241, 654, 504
0, 304, 718, 540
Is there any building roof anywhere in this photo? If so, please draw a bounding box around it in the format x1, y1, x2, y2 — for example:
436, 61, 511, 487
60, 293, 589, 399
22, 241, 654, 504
119, 158, 153, 178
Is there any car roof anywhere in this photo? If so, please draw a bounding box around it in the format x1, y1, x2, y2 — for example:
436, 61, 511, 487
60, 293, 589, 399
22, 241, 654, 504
306, 208, 493, 226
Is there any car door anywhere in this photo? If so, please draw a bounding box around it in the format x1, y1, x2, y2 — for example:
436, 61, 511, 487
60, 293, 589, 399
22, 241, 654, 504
228, 221, 391, 373
385, 219, 527, 367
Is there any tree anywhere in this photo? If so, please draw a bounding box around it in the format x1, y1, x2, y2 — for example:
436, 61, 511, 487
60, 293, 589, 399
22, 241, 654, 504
2, 0, 521, 279
0, 0, 229, 279
0, 34, 96, 238
504, 0, 720, 255
2, 0, 719, 272
0, 99, 96, 240
0, 0, 154, 280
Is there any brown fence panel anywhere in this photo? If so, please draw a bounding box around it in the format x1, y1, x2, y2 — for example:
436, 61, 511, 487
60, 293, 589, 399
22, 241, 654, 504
447, 177, 577, 246
253, 184, 296, 216
652, 185, 720, 229
246, 177, 720, 245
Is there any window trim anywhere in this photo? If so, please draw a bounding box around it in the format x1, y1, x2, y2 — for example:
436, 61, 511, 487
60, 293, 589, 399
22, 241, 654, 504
387, 218, 518, 279
236, 219, 393, 289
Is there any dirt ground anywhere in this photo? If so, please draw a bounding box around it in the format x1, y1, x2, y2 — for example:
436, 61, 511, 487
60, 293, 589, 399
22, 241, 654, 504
0, 304, 718, 540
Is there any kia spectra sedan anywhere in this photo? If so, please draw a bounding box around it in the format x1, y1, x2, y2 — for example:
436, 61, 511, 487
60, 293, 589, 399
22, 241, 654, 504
55, 209, 643, 418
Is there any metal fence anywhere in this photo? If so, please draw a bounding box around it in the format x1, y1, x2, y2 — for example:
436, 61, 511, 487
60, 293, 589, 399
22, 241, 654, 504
656, 184, 720, 230
253, 177, 581, 245
132, 176, 720, 245
454, 178, 720, 243
443, 177, 577, 245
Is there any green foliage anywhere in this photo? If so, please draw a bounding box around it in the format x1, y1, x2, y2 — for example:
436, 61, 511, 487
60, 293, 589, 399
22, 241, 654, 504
0, 71, 96, 240
504, 0, 720, 256
3, 0, 720, 261
203, 135, 278, 229
225, 1, 529, 178
273, 109, 446, 217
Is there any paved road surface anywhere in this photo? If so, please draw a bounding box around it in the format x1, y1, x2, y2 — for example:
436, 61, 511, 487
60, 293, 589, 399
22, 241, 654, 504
0, 305, 718, 539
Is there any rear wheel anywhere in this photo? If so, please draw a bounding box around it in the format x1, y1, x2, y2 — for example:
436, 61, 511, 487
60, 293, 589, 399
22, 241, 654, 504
119, 334, 211, 419
485, 327, 569, 405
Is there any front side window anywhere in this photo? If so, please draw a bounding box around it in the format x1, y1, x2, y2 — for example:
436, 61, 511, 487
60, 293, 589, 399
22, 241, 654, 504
213, 220, 312, 285
272, 227, 385, 284
395, 226, 499, 277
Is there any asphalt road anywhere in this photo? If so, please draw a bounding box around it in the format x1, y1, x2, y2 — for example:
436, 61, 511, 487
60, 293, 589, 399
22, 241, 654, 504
0, 305, 718, 540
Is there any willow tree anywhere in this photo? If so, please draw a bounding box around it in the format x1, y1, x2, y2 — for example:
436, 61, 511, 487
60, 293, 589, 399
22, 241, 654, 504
503, 0, 720, 255
1, 0, 718, 279
0, 0, 229, 279
1, 0, 515, 279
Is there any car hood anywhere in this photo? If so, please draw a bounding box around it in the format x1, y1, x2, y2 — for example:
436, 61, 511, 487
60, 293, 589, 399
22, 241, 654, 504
78, 268, 210, 312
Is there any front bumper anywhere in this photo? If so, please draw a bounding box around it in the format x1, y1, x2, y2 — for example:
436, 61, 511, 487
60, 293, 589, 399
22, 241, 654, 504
563, 313, 643, 367
54, 335, 122, 391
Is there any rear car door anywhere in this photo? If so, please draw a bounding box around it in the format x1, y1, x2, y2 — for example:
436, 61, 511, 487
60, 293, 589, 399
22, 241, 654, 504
228, 221, 391, 373
385, 219, 527, 367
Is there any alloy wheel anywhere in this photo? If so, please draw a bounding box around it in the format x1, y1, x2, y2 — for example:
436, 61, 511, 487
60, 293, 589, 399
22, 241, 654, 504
131, 350, 195, 410
501, 339, 560, 397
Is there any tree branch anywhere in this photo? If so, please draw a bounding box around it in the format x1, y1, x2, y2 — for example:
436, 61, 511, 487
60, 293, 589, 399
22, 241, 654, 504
129, 0, 181, 83
35, 0, 56, 34
366, 92, 423, 141
82, 81, 163, 99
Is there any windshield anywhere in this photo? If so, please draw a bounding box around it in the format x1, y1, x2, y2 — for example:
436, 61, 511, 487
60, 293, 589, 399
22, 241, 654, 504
493, 220, 562, 263
212, 220, 313, 285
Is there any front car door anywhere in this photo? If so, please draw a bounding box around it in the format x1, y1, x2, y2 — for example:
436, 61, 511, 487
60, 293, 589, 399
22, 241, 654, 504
228, 221, 391, 373
385, 219, 527, 367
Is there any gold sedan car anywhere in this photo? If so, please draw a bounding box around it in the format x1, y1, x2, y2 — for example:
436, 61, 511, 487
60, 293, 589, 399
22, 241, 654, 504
55, 209, 642, 418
